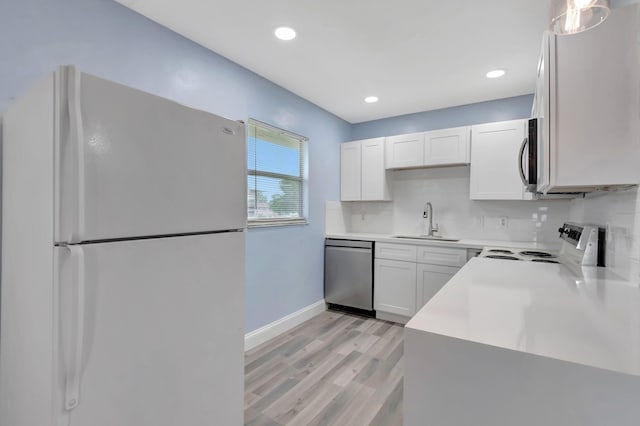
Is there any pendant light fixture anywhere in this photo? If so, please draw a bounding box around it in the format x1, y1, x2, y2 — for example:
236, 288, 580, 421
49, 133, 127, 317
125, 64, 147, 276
549, 0, 610, 35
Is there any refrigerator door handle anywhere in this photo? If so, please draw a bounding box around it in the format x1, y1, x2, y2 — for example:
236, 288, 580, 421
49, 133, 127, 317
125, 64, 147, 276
64, 245, 86, 411
67, 66, 86, 243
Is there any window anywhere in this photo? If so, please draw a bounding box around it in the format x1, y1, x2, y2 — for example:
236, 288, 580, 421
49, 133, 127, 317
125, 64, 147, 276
247, 119, 308, 227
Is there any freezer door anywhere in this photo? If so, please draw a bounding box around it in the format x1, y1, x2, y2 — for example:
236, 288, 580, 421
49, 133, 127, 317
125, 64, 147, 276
55, 66, 247, 243
54, 232, 244, 426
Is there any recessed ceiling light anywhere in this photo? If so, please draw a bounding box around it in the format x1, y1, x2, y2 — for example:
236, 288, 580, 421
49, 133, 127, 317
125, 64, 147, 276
486, 69, 506, 79
364, 96, 379, 103
274, 27, 296, 41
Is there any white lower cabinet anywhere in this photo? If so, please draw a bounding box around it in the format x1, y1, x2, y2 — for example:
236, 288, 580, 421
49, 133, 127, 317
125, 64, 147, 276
374, 243, 466, 321
374, 259, 417, 317
416, 264, 459, 311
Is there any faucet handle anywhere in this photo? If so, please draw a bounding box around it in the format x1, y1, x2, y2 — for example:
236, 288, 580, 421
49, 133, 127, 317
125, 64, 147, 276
433, 223, 439, 233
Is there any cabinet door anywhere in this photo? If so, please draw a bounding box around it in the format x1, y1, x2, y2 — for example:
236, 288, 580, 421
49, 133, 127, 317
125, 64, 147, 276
385, 133, 424, 169
549, 10, 640, 191
416, 246, 467, 267
424, 127, 470, 166
340, 141, 362, 201
374, 259, 417, 317
361, 138, 391, 201
375, 243, 417, 262
416, 264, 459, 311
470, 120, 529, 200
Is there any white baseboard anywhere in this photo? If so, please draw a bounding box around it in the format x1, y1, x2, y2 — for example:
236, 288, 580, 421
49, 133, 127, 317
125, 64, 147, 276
244, 300, 326, 351
376, 311, 409, 325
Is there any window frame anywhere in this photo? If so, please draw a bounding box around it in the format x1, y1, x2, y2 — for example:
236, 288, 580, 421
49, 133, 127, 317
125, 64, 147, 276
246, 118, 309, 228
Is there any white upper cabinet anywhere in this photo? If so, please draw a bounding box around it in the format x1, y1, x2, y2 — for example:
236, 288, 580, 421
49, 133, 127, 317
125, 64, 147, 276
424, 126, 470, 166
361, 138, 390, 201
385, 127, 470, 170
340, 141, 362, 201
470, 120, 532, 200
385, 133, 424, 169
341, 138, 391, 201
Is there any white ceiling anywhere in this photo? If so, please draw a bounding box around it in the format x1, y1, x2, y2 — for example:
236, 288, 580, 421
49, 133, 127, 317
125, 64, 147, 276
115, 0, 549, 123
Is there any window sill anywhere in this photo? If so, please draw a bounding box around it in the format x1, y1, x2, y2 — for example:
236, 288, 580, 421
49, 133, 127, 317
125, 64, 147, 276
248, 219, 309, 229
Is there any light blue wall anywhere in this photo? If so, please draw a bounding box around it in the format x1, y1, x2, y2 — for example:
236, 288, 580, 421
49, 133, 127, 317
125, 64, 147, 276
0, 0, 351, 333
613, 0, 640, 7
350, 95, 534, 140
0, 0, 544, 334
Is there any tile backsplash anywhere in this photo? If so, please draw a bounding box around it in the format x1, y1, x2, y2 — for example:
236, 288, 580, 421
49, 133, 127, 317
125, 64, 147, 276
325, 167, 640, 284
327, 166, 572, 244
570, 188, 640, 284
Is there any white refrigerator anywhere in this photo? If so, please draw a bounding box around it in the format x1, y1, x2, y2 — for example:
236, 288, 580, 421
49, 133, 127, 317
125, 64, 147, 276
0, 66, 246, 426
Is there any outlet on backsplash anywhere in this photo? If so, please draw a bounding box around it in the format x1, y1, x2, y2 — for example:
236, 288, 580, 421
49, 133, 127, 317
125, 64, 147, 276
481, 216, 509, 229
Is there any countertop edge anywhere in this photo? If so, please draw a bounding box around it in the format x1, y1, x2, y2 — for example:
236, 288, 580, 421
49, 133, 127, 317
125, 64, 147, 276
325, 233, 560, 250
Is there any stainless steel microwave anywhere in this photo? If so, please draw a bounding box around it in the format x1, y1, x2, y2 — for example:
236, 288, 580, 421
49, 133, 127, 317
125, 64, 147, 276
519, 117, 585, 199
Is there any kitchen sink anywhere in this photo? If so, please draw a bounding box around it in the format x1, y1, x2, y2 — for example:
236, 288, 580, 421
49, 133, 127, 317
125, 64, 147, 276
392, 235, 460, 242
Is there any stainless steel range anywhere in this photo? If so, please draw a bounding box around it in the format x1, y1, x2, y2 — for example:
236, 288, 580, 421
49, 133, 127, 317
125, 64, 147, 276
480, 222, 606, 270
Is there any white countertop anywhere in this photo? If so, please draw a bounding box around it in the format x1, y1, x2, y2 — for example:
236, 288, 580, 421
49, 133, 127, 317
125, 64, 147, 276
406, 257, 640, 377
325, 232, 560, 250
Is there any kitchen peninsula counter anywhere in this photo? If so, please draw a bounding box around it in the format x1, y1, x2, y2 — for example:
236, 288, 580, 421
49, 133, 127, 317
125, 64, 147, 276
404, 257, 640, 426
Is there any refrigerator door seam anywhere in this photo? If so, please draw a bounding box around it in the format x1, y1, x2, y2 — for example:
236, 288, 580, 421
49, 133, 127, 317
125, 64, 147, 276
54, 229, 245, 246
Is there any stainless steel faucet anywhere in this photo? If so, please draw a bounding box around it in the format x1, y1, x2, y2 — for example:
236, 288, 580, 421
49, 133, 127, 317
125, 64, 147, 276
423, 202, 439, 236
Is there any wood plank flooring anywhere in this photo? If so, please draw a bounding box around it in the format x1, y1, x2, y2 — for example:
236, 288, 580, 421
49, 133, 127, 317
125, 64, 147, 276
244, 311, 404, 426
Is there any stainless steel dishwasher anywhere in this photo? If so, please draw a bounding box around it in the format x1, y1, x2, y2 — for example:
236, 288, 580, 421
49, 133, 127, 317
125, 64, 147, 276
324, 239, 374, 316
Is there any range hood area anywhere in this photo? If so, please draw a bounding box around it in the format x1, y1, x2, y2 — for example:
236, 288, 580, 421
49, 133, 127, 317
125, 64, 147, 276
525, 7, 640, 196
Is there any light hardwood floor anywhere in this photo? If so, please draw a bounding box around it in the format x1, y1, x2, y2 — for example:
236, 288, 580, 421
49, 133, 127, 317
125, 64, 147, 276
244, 311, 404, 426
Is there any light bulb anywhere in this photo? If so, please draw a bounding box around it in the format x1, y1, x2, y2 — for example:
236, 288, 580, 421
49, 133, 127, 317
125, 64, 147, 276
486, 69, 506, 79
549, 0, 610, 35
274, 27, 296, 41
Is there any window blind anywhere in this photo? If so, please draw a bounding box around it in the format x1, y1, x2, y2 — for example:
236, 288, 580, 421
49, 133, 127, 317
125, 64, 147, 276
247, 119, 308, 226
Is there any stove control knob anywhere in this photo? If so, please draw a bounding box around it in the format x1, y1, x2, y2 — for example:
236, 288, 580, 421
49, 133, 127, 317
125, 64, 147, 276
558, 227, 570, 236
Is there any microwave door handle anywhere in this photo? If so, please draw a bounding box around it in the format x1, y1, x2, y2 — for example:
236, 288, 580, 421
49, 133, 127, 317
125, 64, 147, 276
518, 137, 528, 187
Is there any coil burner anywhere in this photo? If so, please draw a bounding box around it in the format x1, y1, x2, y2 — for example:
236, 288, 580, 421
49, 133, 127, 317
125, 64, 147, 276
530, 259, 560, 264
480, 222, 606, 269
488, 249, 515, 255
484, 255, 521, 260
520, 251, 556, 259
